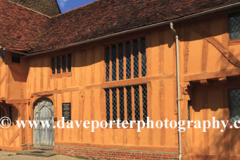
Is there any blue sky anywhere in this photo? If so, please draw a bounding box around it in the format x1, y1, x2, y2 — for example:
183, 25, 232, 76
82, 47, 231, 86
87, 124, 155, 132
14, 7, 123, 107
57, 0, 96, 13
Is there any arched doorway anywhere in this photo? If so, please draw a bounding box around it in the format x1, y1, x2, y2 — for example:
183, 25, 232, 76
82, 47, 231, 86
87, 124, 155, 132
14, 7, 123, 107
33, 98, 54, 146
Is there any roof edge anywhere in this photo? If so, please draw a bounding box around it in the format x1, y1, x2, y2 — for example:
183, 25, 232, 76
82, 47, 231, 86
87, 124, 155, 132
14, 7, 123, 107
52, 0, 98, 18
7, 0, 51, 18
54, 0, 61, 14
11, 1, 240, 57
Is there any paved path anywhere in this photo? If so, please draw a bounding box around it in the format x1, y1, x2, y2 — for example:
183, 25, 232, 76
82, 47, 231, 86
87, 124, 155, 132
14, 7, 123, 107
0, 151, 83, 160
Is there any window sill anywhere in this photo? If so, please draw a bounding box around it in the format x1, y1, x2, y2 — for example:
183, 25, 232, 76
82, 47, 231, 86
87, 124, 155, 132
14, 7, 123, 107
50, 72, 72, 79
229, 38, 240, 46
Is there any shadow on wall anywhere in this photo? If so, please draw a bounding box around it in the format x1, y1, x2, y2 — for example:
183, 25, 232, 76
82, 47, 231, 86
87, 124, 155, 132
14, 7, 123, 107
187, 78, 240, 158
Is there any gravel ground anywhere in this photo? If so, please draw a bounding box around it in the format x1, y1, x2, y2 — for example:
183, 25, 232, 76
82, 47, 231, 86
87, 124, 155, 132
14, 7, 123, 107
0, 151, 83, 160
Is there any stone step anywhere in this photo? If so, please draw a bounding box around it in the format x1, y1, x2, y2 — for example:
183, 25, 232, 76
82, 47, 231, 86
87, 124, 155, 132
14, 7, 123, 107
31, 146, 53, 150
17, 150, 57, 157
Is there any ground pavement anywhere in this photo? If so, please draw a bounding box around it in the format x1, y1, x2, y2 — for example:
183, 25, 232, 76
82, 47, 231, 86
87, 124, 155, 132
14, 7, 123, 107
0, 151, 85, 160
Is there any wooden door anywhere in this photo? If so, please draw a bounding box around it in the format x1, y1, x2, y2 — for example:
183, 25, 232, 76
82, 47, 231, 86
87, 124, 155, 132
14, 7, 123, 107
33, 99, 54, 146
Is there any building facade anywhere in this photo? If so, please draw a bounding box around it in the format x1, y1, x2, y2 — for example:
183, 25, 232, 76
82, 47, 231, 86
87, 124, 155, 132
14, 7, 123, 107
1, 0, 240, 159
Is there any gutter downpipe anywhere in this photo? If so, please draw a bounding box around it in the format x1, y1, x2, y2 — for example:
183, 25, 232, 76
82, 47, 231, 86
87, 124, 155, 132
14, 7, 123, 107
170, 22, 182, 160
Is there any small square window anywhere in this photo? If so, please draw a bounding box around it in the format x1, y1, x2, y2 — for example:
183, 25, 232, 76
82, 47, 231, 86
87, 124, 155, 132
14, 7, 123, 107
12, 53, 20, 63
229, 12, 240, 40
229, 89, 240, 124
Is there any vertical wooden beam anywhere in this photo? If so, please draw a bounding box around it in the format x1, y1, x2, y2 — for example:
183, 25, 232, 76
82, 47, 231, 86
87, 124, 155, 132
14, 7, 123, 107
109, 46, 112, 82
101, 89, 105, 144
202, 88, 209, 155
159, 80, 165, 146
123, 87, 127, 145
147, 83, 152, 146
60, 55, 63, 74
183, 24, 190, 74
71, 52, 75, 86
221, 16, 229, 70
131, 86, 135, 122
69, 91, 73, 142
123, 42, 126, 80
91, 47, 95, 85
159, 32, 164, 75
138, 38, 142, 78
116, 44, 119, 81
130, 40, 134, 79
146, 35, 151, 77
110, 89, 112, 121
117, 88, 120, 120
201, 39, 209, 72
139, 85, 143, 121
90, 89, 95, 143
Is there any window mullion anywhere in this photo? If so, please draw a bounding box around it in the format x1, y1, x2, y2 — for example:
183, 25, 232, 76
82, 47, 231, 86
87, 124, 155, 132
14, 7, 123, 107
109, 46, 112, 82
66, 55, 68, 73
123, 42, 126, 80
110, 89, 113, 121
124, 87, 127, 122
117, 88, 120, 121
60, 56, 62, 74
116, 45, 119, 81
130, 40, 134, 79
131, 86, 135, 122
139, 85, 143, 121
55, 56, 57, 74
138, 38, 142, 78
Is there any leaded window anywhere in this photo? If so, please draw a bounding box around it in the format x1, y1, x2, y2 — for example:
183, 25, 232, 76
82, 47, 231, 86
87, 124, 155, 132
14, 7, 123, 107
105, 84, 148, 123
52, 58, 55, 74
229, 88, 240, 124
105, 37, 146, 82
62, 55, 66, 73
51, 54, 72, 75
68, 54, 72, 72
229, 12, 240, 40
57, 56, 61, 74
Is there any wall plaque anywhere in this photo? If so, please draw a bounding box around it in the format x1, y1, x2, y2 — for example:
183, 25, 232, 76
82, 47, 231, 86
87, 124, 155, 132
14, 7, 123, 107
62, 103, 71, 122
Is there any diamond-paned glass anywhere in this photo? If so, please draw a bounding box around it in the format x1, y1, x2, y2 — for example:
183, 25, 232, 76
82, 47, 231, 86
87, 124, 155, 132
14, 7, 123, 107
105, 89, 110, 123
119, 43, 124, 80
119, 87, 124, 122
229, 89, 240, 124
126, 41, 131, 79
133, 39, 139, 78
134, 86, 140, 121
112, 45, 117, 81
127, 86, 132, 122
112, 88, 117, 122
142, 84, 148, 123
229, 12, 240, 40
106, 47, 110, 82
141, 38, 146, 77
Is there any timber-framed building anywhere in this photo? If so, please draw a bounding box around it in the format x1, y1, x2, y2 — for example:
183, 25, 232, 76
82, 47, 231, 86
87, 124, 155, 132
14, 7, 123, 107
1, 0, 240, 159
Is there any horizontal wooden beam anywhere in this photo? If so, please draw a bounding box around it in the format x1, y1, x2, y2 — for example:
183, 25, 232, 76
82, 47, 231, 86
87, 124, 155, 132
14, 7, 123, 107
31, 86, 79, 97
86, 74, 175, 90
6, 99, 28, 104
184, 68, 240, 82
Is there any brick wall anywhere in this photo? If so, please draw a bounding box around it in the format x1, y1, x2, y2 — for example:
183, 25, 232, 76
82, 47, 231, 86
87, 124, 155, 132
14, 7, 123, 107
54, 145, 179, 160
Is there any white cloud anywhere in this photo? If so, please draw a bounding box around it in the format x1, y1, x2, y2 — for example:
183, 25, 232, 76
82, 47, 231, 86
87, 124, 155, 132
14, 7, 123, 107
58, 0, 69, 8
